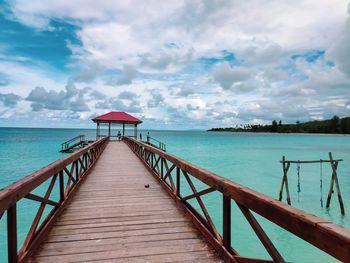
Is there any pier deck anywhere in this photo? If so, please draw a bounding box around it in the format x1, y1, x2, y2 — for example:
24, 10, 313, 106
2, 136, 350, 263
29, 142, 221, 262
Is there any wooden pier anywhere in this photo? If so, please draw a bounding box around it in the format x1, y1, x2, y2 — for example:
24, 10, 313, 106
30, 142, 220, 262
1, 137, 350, 263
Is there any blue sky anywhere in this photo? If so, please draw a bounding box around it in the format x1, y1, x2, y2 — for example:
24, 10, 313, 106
0, 0, 349, 129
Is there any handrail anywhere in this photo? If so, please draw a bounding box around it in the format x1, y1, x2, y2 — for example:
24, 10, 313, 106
123, 137, 350, 263
61, 135, 85, 151
0, 137, 109, 263
146, 136, 166, 151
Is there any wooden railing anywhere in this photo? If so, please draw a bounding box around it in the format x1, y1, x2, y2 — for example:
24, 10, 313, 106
0, 137, 109, 263
146, 136, 166, 151
123, 137, 350, 263
60, 134, 85, 152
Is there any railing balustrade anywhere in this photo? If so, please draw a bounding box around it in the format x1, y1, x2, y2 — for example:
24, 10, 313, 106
0, 137, 109, 263
60, 134, 86, 152
123, 137, 350, 263
146, 136, 166, 151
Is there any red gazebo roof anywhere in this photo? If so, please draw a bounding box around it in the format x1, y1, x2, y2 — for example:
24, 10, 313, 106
92, 111, 142, 124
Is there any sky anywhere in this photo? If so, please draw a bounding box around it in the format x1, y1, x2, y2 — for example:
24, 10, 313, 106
0, 0, 349, 129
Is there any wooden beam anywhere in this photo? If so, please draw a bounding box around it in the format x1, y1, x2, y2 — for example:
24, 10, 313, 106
223, 194, 231, 250
25, 193, 59, 207
182, 171, 222, 243
176, 167, 181, 196
329, 152, 345, 215
182, 187, 215, 201
7, 204, 18, 263
281, 159, 343, 164
22, 174, 58, 252
237, 203, 284, 262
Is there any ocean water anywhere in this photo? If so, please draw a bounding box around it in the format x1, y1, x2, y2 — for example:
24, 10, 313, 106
1, 128, 350, 262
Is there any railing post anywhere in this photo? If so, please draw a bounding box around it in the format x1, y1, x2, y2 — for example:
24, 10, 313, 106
176, 167, 180, 196
223, 194, 231, 251
7, 204, 18, 263
59, 171, 65, 202
75, 160, 79, 180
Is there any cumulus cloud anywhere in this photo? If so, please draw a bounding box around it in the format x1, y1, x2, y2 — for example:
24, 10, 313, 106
214, 63, 254, 90
106, 65, 138, 86
147, 90, 165, 108
71, 63, 105, 83
95, 91, 142, 113
118, 91, 138, 100
89, 90, 106, 100
0, 93, 22, 107
329, 18, 350, 77
26, 84, 89, 112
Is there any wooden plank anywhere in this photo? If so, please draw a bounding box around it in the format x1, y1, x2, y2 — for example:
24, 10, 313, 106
32, 250, 220, 263
38, 232, 199, 250
36, 238, 209, 257
55, 213, 187, 226
31, 244, 215, 262
52, 217, 188, 231
49, 221, 191, 236
46, 226, 195, 243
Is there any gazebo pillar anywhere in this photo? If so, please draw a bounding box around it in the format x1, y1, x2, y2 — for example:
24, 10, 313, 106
96, 122, 100, 139
92, 112, 142, 141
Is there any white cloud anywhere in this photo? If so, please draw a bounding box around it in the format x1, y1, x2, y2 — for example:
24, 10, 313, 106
2, 0, 350, 128
106, 65, 138, 86
214, 63, 254, 90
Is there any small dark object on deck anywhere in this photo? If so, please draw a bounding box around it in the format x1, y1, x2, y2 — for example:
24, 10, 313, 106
144, 184, 150, 188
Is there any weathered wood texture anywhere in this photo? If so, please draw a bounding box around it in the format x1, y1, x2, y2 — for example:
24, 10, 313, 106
29, 142, 221, 263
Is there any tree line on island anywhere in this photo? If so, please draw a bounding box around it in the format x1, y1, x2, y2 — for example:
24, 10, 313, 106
208, 116, 350, 134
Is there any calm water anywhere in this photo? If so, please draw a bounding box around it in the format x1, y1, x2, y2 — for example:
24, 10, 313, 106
1, 128, 350, 262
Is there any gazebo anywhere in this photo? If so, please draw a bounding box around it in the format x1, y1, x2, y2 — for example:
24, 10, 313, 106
92, 111, 142, 140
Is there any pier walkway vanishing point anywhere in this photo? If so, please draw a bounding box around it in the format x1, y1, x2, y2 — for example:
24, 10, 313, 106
1, 136, 350, 263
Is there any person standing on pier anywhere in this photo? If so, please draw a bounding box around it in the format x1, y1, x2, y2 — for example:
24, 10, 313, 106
139, 133, 142, 141
117, 131, 121, 141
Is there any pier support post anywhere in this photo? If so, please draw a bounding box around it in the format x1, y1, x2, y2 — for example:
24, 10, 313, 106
96, 123, 100, 139
59, 171, 65, 202
176, 167, 180, 196
7, 204, 18, 263
223, 195, 231, 250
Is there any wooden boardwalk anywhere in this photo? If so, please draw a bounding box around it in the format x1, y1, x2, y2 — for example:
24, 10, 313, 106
29, 141, 221, 263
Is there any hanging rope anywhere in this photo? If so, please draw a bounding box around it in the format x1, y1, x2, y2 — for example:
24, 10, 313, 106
320, 160, 323, 208
297, 161, 301, 202
297, 162, 301, 193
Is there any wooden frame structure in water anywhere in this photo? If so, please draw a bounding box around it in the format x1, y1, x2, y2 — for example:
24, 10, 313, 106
279, 152, 345, 215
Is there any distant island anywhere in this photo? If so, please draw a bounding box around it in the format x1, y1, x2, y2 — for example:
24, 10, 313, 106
208, 116, 350, 134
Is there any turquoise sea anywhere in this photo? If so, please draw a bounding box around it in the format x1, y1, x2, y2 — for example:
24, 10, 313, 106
1, 127, 350, 262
